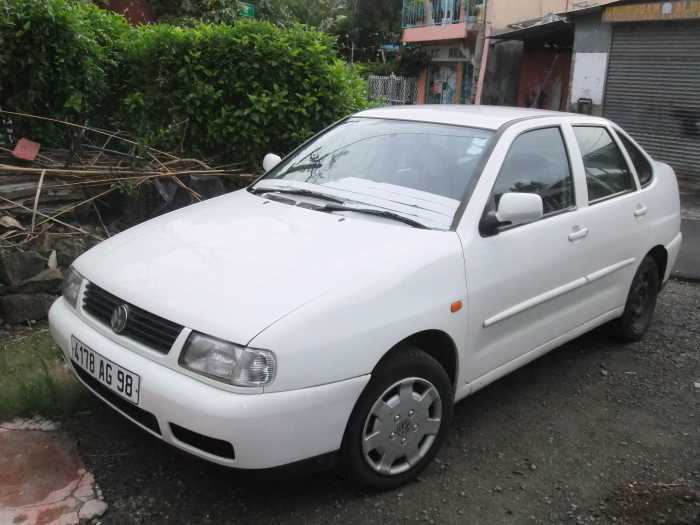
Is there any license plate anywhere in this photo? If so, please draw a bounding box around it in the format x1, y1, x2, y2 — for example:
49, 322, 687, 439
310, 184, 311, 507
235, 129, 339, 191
70, 336, 141, 404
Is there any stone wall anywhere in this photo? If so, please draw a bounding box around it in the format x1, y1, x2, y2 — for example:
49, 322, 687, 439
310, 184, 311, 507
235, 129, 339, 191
0, 232, 98, 326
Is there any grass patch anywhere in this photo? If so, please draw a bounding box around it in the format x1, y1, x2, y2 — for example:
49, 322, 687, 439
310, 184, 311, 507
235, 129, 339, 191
0, 325, 91, 420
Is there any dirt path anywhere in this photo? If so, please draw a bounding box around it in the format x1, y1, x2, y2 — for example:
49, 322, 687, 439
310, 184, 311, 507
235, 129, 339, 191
63, 280, 699, 524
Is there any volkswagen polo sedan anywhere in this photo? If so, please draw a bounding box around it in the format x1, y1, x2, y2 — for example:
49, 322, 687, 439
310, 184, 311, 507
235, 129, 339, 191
49, 106, 682, 490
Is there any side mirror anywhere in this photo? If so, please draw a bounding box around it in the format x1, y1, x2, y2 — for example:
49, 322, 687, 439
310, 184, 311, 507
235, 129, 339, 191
262, 153, 282, 173
496, 192, 543, 226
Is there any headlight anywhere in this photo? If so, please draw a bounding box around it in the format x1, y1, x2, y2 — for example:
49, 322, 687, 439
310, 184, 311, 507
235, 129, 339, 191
179, 332, 276, 387
62, 266, 84, 309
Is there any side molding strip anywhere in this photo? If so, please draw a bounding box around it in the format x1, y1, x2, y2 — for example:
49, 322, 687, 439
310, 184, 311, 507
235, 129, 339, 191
483, 258, 636, 328
586, 258, 635, 283
483, 278, 587, 327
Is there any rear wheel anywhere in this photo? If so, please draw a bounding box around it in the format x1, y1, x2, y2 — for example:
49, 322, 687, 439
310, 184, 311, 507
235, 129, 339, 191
340, 346, 453, 491
613, 256, 659, 342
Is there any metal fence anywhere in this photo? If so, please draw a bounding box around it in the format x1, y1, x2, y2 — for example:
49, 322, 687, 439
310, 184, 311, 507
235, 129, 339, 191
401, 0, 483, 28
367, 75, 419, 105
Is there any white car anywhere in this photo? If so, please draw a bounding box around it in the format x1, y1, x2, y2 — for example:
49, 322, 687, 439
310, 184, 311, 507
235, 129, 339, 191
49, 106, 682, 490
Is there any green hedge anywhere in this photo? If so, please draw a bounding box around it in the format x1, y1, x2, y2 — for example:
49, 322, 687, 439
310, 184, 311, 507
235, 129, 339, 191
0, 0, 130, 139
0, 0, 368, 165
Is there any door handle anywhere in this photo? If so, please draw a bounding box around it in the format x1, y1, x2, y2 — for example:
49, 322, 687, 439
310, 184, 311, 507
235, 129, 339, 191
568, 226, 589, 242
634, 204, 648, 217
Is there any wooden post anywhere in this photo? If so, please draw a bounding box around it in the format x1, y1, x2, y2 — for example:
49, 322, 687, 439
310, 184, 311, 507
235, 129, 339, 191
474, 23, 490, 104
455, 62, 464, 104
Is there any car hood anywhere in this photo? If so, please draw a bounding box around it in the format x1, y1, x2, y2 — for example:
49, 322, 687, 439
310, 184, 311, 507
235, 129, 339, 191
74, 189, 461, 344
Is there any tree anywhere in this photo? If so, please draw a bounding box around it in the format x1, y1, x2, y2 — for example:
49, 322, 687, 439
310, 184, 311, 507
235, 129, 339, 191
334, 0, 402, 63
150, 0, 242, 24
254, 0, 347, 30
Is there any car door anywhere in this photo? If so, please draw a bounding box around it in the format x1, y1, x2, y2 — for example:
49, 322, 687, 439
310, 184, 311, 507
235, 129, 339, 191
565, 122, 649, 316
457, 122, 593, 385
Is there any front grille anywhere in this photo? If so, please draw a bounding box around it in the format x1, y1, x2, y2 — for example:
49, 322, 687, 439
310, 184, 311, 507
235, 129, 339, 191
82, 282, 183, 354
170, 423, 235, 459
73, 364, 161, 435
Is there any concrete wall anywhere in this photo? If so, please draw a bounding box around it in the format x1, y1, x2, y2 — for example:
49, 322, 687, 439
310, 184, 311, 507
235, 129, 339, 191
568, 11, 612, 114
487, 0, 569, 31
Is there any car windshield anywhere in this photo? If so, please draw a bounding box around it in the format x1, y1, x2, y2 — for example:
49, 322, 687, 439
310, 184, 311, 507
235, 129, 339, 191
254, 117, 494, 230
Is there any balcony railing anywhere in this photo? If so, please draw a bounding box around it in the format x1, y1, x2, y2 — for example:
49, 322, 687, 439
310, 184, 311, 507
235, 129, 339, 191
401, 0, 484, 28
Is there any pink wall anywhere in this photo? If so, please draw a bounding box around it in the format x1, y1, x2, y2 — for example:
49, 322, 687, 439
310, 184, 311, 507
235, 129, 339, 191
402, 23, 468, 43
517, 49, 572, 111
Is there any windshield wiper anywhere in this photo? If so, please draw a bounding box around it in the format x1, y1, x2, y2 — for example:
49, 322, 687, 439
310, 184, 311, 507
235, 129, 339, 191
321, 204, 429, 229
253, 187, 345, 204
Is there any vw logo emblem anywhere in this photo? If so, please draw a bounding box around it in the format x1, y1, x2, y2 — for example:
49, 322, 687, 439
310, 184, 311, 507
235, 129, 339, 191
110, 304, 130, 334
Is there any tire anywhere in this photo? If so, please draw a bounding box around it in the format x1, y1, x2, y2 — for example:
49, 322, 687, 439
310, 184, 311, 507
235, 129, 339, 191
613, 256, 659, 342
339, 345, 453, 491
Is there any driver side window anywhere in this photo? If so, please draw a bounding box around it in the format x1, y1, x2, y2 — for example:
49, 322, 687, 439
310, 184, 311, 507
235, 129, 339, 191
493, 127, 575, 215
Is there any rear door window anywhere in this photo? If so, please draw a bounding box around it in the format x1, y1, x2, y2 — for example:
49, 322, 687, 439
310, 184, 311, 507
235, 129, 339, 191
616, 131, 653, 187
573, 126, 636, 203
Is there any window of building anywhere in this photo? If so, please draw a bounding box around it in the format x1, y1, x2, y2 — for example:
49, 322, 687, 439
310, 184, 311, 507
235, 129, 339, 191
573, 126, 636, 202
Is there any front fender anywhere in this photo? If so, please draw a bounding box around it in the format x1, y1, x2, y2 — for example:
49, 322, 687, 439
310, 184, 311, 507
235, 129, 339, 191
250, 239, 468, 393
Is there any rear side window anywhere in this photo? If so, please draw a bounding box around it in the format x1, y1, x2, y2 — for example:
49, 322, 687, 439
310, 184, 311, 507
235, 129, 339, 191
617, 132, 653, 187
493, 127, 575, 215
573, 126, 636, 203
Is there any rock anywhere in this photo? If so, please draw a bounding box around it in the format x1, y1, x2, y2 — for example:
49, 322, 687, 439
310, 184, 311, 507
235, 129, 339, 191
78, 498, 108, 520
0, 283, 6, 296
47, 250, 58, 270
53, 237, 90, 268
0, 215, 24, 230
189, 174, 225, 199
0, 293, 55, 323
0, 250, 46, 287
13, 268, 63, 294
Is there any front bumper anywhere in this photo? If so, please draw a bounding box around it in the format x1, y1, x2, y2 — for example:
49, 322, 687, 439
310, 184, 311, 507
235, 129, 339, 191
49, 298, 369, 469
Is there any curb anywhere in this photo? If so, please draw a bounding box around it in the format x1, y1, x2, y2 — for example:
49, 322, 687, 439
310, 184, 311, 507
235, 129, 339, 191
671, 274, 700, 284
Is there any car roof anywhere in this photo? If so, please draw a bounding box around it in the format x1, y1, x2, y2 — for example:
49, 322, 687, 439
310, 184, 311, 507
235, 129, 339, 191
354, 105, 590, 130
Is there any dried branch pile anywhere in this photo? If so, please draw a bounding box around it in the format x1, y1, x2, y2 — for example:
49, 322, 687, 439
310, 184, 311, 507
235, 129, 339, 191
0, 111, 256, 251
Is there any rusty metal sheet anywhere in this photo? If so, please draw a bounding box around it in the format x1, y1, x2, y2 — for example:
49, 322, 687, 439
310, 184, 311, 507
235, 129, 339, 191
603, 1, 700, 23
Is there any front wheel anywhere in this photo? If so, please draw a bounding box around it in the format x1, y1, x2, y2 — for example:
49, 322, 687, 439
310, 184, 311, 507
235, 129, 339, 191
340, 346, 453, 490
613, 256, 659, 342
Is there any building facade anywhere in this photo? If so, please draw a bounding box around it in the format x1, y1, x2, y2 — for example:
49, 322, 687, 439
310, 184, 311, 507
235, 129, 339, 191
479, 0, 580, 106
401, 0, 487, 104
489, 0, 700, 183
572, 0, 700, 182
400, 0, 596, 106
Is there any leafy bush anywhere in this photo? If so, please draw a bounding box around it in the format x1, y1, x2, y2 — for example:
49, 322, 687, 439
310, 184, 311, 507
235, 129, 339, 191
117, 20, 367, 164
0, 0, 131, 140
0, 2, 368, 165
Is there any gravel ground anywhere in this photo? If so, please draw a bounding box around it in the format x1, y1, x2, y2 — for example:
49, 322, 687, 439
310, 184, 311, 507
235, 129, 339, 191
64, 280, 699, 524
